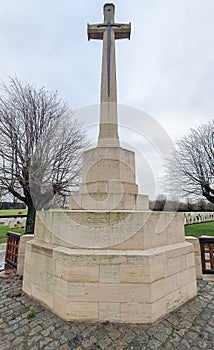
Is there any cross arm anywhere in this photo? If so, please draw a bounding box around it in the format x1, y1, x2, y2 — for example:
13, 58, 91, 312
87, 24, 105, 40
114, 23, 131, 40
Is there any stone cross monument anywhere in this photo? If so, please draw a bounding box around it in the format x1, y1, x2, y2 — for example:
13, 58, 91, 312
69, 4, 148, 211
88, 3, 131, 147
23, 3, 197, 324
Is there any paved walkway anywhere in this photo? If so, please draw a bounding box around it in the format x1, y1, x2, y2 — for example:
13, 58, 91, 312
0, 270, 214, 350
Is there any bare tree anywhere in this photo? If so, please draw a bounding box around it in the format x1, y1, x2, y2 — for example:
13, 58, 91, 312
165, 120, 214, 204
150, 193, 167, 211
0, 77, 87, 233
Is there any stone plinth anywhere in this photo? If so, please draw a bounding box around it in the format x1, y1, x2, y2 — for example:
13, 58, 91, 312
70, 193, 149, 210
70, 146, 149, 210
81, 147, 136, 185
23, 210, 197, 323
33, 210, 185, 249
23, 239, 196, 323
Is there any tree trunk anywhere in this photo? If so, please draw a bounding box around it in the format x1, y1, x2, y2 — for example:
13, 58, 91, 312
25, 201, 36, 234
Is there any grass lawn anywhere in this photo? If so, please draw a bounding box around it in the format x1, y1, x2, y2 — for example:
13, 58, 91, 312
0, 224, 25, 244
0, 209, 27, 217
185, 221, 214, 238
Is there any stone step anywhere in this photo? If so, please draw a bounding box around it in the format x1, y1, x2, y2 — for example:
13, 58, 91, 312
202, 274, 214, 281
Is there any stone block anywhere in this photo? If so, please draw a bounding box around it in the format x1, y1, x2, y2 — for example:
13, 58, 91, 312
151, 275, 177, 302
151, 297, 167, 323
120, 265, 150, 283
84, 283, 150, 303
54, 247, 93, 264
113, 212, 185, 251
23, 243, 54, 289
120, 259, 165, 284
53, 295, 98, 321
165, 242, 193, 258
22, 277, 32, 295
24, 260, 43, 286
81, 147, 136, 185
71, 192, 139, 210
24, 242, 34, 263
42, 271, 55, 292
55, 262, 99, 282
165, 285, 190, 313
31, 283, 53, 309
34, 212, 53, 243
150, 259, 165, 282
51, 278, 86, 301
99, 302, 121, 322
176, 267, 196, 288
17, 234, 34, 276
188, 280, 197, 299
164, 255, 187, 277
80, 181, 138, 194
54, 247, 128, 264
100, 264, 120, 283
18, 234, 34, 255
136, 194, 149, 210
31, 241, 53, 258
185, 237, 202, 279
167, 213, 185, 245
69, 195, 81, 210
120, 303, 152, 323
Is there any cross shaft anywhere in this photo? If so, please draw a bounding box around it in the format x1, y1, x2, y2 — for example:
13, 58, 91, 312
87, 3, 131, 147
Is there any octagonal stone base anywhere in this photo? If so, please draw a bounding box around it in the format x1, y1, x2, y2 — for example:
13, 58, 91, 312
23, 239, 197, 323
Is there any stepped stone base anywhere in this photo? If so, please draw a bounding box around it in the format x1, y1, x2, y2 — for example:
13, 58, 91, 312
23, 210, 197, 323
70, 193, 149, 210
23, 240, 197, 323
81, 147, 137, 185
73, 145, 151, 210
32, 210, 186, 250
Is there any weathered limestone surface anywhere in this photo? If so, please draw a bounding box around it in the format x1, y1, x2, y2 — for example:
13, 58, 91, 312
22, 171, 198, 316
70, 193, 149, 210
33, 210, 185, 250
70, 146, 149, 210
81, 147, 136, 185
185, 236, 203, 279
17, 234, 34, 276
23, 240, 196, 323
23, 166, 197, 324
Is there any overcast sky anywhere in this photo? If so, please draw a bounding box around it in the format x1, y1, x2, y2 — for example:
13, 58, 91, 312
0, 0, 213, 198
